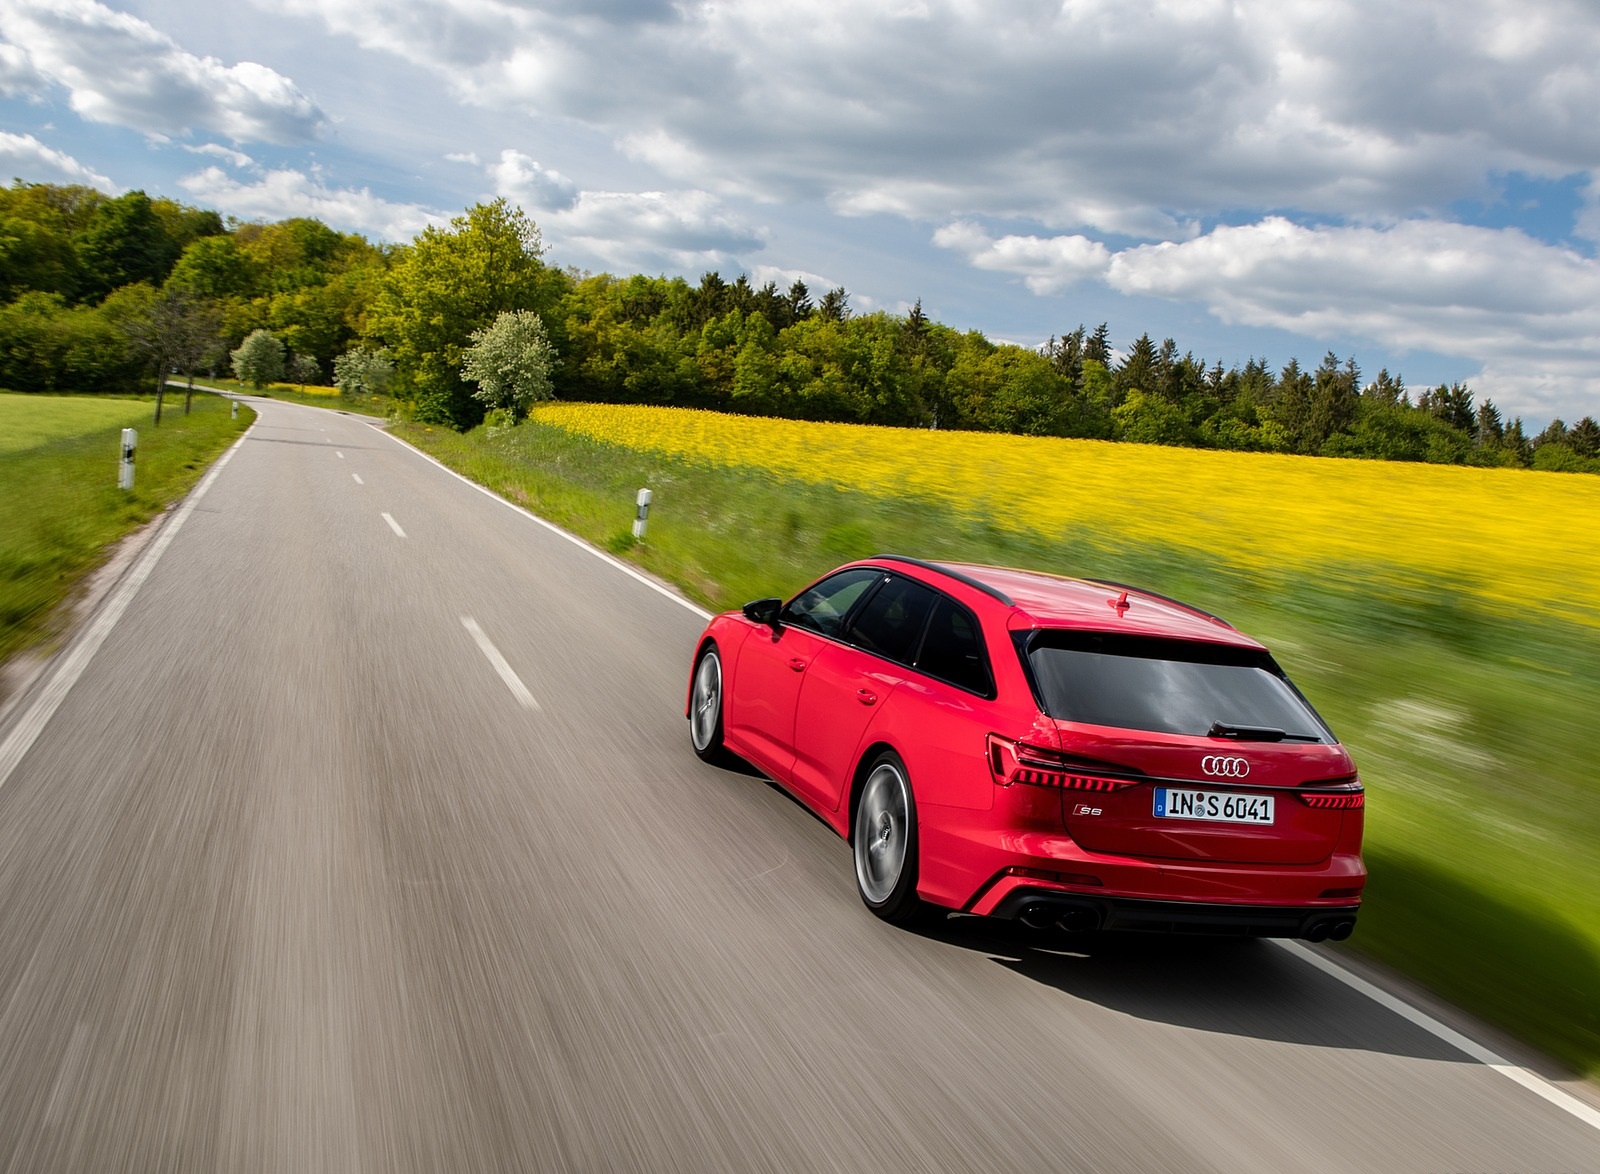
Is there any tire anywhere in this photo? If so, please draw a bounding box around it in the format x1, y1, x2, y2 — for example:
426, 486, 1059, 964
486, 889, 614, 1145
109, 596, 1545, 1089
852, 750, 926, 924
689, 645, 727, 763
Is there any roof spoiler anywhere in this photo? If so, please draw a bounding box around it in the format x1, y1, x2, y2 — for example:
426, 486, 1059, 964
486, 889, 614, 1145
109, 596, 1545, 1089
867, 554, 1016, 606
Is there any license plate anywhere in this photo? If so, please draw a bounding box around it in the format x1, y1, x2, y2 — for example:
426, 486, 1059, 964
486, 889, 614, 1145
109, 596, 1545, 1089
1154, 788, 1274, 824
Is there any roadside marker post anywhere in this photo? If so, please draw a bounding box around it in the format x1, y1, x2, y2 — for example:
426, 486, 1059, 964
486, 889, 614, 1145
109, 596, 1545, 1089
118, 428, 137, 490
633, 487, 653, 540
232, 400, 238, 420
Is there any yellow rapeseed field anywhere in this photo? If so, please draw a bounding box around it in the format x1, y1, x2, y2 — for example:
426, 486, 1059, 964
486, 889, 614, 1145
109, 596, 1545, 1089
533, 403, 1600, 624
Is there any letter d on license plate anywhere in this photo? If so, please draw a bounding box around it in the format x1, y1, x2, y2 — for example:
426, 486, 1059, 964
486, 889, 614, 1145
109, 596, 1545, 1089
1154, 788, 1274, 824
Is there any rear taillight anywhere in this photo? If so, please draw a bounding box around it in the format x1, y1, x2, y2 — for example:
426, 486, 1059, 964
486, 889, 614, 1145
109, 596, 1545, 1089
986, 735, 1138, 792
1298, 779, 1365, 809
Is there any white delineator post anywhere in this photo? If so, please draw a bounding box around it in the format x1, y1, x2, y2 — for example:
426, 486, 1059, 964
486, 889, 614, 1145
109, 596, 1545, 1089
118, 428, 137, 490
633, 487, 653, 540
232, 400, 239, 420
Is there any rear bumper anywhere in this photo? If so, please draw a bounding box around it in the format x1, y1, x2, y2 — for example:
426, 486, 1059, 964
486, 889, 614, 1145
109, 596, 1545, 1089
989, 887, 1360, 941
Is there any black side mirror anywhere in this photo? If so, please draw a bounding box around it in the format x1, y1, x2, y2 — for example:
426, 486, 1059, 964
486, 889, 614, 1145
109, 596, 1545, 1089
742, 598, 783, 628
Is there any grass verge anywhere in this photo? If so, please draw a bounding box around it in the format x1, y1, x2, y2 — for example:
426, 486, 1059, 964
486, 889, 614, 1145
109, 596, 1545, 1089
396, 414, 1600, 1078
0, 392, 255, 666
184, 377, 395, 418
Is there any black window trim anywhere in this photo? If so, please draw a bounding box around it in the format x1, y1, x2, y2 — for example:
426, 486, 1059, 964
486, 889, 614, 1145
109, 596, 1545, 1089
779, 567, 886, 639
777, 565, 999, 700
843, 574, 997, 700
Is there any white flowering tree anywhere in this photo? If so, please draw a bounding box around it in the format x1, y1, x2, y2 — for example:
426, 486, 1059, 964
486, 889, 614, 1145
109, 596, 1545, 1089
232, 329, 284, 389
459, 310, 555, 421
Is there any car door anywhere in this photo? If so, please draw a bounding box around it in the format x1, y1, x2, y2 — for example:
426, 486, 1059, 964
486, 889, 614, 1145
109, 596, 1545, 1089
790, 574, 939, 813
728, 567, 882, 780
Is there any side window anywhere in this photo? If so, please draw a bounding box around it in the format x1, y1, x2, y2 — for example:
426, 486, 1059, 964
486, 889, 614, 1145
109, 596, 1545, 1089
782, 568, 882, 637
916, 596, 993, 695
846, 576, 938, 665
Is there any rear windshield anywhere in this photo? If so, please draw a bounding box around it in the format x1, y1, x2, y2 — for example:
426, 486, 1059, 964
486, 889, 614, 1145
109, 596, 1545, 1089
1020, 631, 1333, 742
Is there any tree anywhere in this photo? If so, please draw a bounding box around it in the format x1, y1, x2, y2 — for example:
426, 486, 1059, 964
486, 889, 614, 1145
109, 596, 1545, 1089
116, 286, 219, 423
1117, 333, 1157, 394
460, 310, 556, 420
76, 191, 181, 302
817, 287, 851, 322
333, 346, 395, 397
287, 352, 321, 390
367, 199, 560, 427
1569, 416, 1600, 458
232, 328, 285, 389
1084, 322, 1112, 367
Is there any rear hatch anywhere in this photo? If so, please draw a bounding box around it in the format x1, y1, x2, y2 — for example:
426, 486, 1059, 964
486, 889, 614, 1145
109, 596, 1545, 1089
1016, 629, 1357, 865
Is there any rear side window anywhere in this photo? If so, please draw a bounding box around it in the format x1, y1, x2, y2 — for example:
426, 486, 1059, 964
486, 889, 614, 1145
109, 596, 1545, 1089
916, 597, 992, 695
783, 568, 882, 637
847, 576, 937, 664
1021, 631, 1332, 742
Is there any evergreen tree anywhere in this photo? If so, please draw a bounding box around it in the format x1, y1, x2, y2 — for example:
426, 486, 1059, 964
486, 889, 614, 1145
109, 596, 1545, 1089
1568, 416, 1600, 458
786, 279, 813, 321
1084, 322, 1111, 366
818, 287, 851, 322
1117, 333, 1157, 394
1475, 400, 1504, 447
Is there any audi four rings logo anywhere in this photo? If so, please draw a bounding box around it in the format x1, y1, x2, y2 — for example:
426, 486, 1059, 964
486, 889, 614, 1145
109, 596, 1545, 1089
1201, 756, 1251, 778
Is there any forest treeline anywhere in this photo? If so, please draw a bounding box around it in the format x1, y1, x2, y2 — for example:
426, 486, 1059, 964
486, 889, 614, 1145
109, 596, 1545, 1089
2, 180, 1596, 473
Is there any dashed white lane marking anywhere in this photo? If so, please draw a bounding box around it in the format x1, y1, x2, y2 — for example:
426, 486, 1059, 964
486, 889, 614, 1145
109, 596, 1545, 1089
371, 427, 712, 621
460, 617, 539, 710
352, 473, 364, 485
381, 512, 405, 537
0, 422, 254, 791
337, 451, 344, 458
1275, 941, 1600, 1132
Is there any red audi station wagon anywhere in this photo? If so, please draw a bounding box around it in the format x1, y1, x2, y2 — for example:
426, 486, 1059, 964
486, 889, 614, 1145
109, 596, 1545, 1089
686, 556, 1365, 939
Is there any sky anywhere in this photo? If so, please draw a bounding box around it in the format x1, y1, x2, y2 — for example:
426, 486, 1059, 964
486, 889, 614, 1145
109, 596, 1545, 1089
3, 0, 1599, 427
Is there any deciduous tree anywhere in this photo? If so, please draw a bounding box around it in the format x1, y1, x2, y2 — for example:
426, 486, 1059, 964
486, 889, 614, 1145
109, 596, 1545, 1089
460, 310, 556, 420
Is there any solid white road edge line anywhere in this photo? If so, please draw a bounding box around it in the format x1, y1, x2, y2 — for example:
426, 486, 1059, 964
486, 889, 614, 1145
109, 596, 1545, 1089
371, 425, 712, 621
460, 617, 540, 710
382, 512, 406, 538
352, 473, 364, 485
371, 419, 1600, 1133
1274, 940, 1600, 1131
0, 422, 256, 792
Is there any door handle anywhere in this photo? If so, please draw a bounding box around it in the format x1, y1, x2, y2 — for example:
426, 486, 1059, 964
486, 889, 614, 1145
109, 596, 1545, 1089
788, 657, 808, 672
856, 688, 877, 705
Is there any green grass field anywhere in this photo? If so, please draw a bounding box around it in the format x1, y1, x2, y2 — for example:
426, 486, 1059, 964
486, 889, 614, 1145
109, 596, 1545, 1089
395, 415, 1600, 1078
0, 392, 255, 666
0, 395, 154, 456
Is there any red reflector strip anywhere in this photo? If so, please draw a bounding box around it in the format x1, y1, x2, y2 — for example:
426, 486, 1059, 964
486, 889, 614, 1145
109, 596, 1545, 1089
1299, 792, 1365, 809
1013, 768, 1135, 792
1319, 887, 1364, 899
1006, 866, 1104, 887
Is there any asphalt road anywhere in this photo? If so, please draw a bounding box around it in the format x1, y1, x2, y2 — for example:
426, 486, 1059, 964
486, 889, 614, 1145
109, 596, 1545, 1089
0, 398, 1595, 1172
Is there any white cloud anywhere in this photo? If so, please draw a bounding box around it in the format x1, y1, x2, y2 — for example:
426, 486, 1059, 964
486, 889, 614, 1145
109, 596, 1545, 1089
0, 39, 46, 95
444, 151, 480, 165
183, 142, 255, 169
943, 214, 1600, 420
177, 166, 447, 240
0, 0, 324, 143
487, 148, 577, 211
933, 221, 1111, 294
749, 264, 841, 296
268, 0, 1600, 235
0, 129, 112, 188
545, 187, 766, 272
